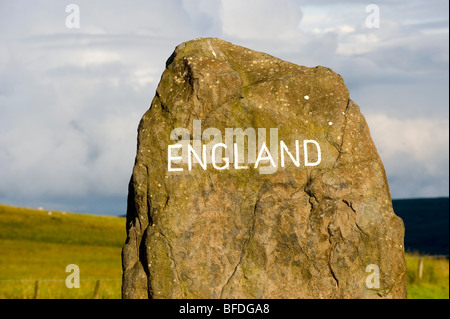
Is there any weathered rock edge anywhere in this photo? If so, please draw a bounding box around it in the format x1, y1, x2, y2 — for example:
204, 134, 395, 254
122, 38, 407, 299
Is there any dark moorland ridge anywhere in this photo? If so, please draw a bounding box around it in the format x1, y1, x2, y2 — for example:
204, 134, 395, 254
392, 197, 449, 256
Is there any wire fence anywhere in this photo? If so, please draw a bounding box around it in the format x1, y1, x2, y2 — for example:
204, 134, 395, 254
407, 255, 448, 282
2, 255, 448, 298
0, 278, 121, 299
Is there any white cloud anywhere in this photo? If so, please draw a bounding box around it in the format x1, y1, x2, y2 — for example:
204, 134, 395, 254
220, 0, 303, 40
366, 113, 449, 198
0, 0, 448, 214
77, 50, 122, 67
367, 114, 449, 166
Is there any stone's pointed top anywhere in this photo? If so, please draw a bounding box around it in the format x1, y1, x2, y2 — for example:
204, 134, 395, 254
166, 37, 227, 68
175, 37, 230, 49
170, 37, 226, 57
181, 37, 224, 44
123, 39, 407, 299
166, 37, 292, 71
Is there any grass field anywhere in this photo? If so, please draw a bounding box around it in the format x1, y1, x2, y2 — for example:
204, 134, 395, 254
0, 203, 448, 299
405, 253, 449, 299
0, 204, 124, 298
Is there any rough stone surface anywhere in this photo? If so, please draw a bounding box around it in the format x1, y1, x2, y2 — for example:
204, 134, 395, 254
122, 38, 407, 299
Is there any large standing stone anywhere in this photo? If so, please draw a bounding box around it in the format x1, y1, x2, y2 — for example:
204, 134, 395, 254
122, 38, 407, 299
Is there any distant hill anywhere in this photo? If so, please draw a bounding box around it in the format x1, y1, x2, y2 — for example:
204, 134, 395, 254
392, 197, 449, 256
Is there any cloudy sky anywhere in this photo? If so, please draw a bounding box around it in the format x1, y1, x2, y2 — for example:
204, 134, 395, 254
0, 0, 448, 215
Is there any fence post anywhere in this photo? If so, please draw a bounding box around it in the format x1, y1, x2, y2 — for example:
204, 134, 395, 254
93, 280, 101, 299
34, 280, 40, 299
418, 257, 424, 281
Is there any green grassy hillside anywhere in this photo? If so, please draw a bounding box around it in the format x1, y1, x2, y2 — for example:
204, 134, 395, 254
405, 253, 449, 299
0, 204, 125, 298
0, 203, 448, 299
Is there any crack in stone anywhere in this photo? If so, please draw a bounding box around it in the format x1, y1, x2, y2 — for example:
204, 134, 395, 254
333, 98, 351, 169
163, 195, 170, 209
327, 225, 341, 297
304, 174, 340, 297
304, 175, 318, 212
145, 165, 153, 225
139, 227, 152, 298
220, 195, 259, 298
158, 231, 183, 297
328, 258, 340, 296
355, 222, 370, 238
342, 199, 356, 213
156, 91, 171, 115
